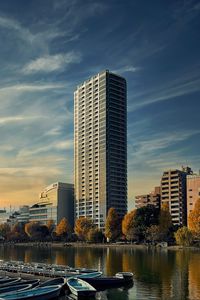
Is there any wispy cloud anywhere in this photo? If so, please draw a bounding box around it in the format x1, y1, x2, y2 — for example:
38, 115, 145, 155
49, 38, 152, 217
113, 65, 140, 74
45, 127, 62, 136
0, 15, 33, 42
129, 129, 200, 164
0, 115, 43, 125
0, 15, 68, 48
23, 52, 81, 74
17, 139, 74, 158
0, 83, 66, 94
128, 72, 200, 111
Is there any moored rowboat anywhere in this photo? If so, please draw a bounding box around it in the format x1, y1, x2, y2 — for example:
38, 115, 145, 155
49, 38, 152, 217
67, 277, 96, 297
0, 284, 62, 300
0, 284, 32, 295
115, 272, 134, 281
0, 279, 21, 288
39, 277, 66, 287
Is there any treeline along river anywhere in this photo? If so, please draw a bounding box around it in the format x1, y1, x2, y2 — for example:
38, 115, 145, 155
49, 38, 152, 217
0, 245, 200, 299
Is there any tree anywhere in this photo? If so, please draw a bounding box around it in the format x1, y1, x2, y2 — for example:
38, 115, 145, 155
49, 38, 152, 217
159, 202, 172, 239
188, 199, 200, 238
105, 208, 121, 241
174, 227, 193, 246
74, 217, 95, 241
145, 225, 160, 243
87, 228, 104, 243
132, 205, 160, 241
47, 220, 55, 234
0, 223, 11, 240
25, 222, 49, 240
122, 209, 137, 241
10, 223, 27, 241
56, 218, 71, 240
135, 205, 160, 228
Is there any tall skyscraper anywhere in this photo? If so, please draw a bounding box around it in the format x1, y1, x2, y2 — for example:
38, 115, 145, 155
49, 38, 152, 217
161, 166, 193, 226
74, 70, 127, 228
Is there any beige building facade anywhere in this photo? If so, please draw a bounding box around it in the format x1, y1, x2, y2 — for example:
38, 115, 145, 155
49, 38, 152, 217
29, 182, 74, 227
135, 186, 160, 209
161, 167, 193, 226
187, 174, 200, 226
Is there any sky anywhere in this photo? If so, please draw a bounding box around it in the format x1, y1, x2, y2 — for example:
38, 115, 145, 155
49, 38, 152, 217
0, 0, 200, 210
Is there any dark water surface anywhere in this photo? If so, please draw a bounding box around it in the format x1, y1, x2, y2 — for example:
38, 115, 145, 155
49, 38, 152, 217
0, 245, 200, 300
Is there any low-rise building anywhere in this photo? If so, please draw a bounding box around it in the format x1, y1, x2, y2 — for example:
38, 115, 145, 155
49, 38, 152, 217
16, 206, 30, 224
0, 209, 10, 224
29, 182, 74, 227
135, 186, 161, 209
187, 174, 200, 226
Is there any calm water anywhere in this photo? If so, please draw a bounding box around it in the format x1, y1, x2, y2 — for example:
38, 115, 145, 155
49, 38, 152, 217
0, 245, 200, 300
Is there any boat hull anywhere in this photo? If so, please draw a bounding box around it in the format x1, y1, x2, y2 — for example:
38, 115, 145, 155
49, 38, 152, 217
0, 284, 32, 295
67, 278, 96, 298
0, 285, 62, 300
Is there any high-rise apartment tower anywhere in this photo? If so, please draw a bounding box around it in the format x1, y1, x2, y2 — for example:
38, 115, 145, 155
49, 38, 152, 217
74, 70, 127, 228
161, 166, 193, 226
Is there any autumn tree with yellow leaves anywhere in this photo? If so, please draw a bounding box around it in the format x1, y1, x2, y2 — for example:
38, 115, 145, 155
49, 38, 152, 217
122, 209, 137, 241
74, 217, 95, 241
56, 218, 71, 240
25, 222, 49, 240
0, 223, 11, 240
175, 226, 193, 246
105, 208, 121, 241
159, 202, 172, 239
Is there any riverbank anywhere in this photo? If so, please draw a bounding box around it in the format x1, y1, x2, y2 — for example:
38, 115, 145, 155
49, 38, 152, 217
1, 241, 200, 251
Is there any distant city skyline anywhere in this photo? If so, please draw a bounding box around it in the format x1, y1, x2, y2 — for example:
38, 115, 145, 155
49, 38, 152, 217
0, 0, 200, 209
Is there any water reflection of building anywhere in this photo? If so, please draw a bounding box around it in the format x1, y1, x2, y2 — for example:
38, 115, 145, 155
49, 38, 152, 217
29, 182, 74, 226
105, 248, 124, 276
188, 253, 200, 300
55, 249, 75, 267
170, 251, 189, 300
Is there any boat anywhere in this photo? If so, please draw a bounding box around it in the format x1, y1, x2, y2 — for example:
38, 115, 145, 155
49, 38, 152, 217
0, 285, 62, 300
0, 279, 9, 284
39, 277, 66, 287
0, 261, 102, 279
70, 268, 98, 273
115, 272, 134, 281
16, 279, 40, 288
67, 277, 96, 297
83, 272, 134, 289
65, 271, 102, 279
0, 284, 32, 295
0, 278, 21, 288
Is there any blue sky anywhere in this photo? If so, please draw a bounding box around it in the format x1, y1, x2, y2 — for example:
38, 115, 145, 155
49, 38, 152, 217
0, 0, 200, 209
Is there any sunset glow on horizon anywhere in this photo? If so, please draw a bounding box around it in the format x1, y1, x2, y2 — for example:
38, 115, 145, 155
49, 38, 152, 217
0, 0, 200, 210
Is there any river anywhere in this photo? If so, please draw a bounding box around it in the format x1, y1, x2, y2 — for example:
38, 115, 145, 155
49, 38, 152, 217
0, 245, 200, 300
